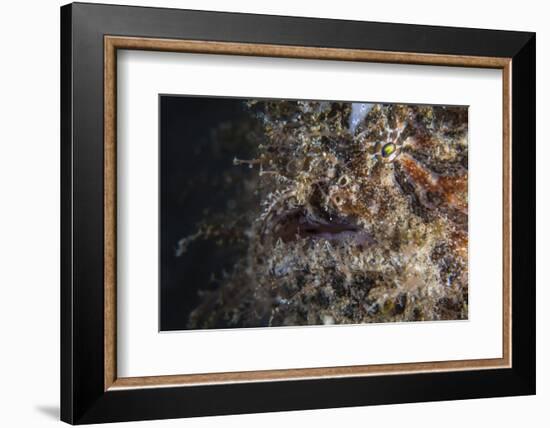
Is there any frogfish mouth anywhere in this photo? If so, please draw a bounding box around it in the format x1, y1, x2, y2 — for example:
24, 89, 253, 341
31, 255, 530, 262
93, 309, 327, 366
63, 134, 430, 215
268, 208, 375, 247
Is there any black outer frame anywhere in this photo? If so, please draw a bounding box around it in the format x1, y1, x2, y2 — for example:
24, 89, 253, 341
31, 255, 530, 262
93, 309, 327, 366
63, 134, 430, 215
60, 2, 536, 424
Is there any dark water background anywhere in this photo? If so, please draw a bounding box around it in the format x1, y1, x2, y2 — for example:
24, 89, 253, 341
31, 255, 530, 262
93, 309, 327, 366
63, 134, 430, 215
160, 95, 254, 331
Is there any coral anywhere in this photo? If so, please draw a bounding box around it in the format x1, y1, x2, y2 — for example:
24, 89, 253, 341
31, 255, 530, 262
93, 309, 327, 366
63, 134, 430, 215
181, 100, 468, 329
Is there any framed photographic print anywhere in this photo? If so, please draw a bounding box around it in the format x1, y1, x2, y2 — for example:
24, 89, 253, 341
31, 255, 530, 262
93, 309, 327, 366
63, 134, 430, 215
60, 2, 536, 424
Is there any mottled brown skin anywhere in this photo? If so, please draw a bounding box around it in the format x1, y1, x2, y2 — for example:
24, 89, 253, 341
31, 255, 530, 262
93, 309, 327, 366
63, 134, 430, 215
185, 102, 468, 329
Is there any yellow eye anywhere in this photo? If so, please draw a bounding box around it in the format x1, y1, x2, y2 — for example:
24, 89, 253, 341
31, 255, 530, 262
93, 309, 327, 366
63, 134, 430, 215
381, 143, 396, 158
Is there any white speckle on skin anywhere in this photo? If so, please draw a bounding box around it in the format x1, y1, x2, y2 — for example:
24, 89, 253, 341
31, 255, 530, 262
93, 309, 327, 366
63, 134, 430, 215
349, 103, 373, 135
322, 315, 335, 325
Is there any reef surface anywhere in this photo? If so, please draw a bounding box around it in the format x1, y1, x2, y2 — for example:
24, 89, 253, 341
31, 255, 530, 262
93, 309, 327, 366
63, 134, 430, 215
176, 100, 469, 329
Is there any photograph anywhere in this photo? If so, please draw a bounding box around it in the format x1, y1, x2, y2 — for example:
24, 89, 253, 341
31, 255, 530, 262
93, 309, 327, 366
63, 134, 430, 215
160, 96, 469, 331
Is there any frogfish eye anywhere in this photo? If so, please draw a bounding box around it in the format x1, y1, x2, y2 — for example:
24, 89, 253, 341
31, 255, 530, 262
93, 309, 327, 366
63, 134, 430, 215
381, 142, 397, 158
